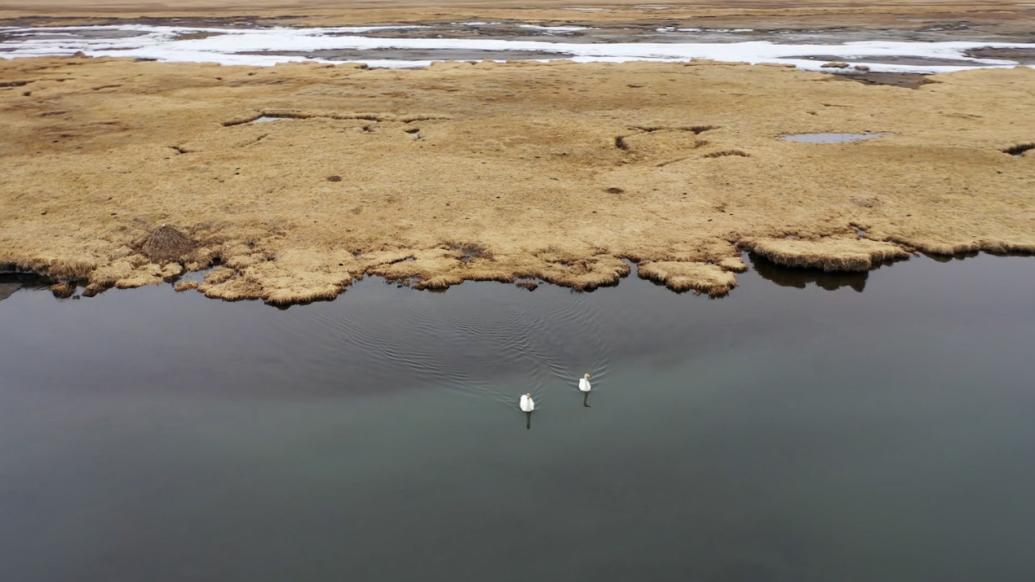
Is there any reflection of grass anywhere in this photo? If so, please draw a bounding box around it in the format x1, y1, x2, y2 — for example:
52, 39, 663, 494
749, 253, 870, 292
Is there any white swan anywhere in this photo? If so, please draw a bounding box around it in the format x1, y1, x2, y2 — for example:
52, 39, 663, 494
519, 393, 535, 413
578, 372, 592, 393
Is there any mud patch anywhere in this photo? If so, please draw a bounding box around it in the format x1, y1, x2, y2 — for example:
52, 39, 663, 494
244, 48, 574, 63
965, 47, 1035, 65
171, 31, 224, 42
703, 149, 749, 158
222, 111, 446, 128
831, 71, 933, 89
631, 125, 717, 135
1002, 143, 1034, 156
801, 54, 981, 67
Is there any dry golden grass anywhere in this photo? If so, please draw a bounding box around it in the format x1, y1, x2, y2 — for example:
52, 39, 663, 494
1, 56, 1034, 303
740, 237, 912, 272
638, 262, 738, 297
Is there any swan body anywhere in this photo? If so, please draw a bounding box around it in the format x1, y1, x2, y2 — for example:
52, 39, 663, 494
519, 393, 535, 413
579, 372, 592, 393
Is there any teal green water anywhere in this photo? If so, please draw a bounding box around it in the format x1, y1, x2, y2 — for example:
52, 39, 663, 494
1, 255, 1033, 581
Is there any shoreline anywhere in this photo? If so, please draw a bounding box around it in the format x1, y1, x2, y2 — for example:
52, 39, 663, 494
3, 248, 1029, 306
2, 7, 1034, 306
2, 56, 1033, 305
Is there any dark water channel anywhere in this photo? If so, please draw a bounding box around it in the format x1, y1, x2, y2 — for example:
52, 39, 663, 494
0, 255, 1033, 581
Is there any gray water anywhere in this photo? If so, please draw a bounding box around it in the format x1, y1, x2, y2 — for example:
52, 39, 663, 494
1, 255, 1034, 581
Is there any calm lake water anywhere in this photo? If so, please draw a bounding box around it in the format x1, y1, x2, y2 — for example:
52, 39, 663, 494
1, 255, 1033, 581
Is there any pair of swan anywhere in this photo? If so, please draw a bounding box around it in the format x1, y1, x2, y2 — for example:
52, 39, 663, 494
520, 372, 592, 412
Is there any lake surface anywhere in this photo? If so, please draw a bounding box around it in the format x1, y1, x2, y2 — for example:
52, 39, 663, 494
1, 255, 1034, 581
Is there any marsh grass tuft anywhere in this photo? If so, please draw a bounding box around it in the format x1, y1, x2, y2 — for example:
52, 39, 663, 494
141, 225, 194, 263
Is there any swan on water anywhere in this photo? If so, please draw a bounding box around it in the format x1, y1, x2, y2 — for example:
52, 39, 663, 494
579, 372, 592, 393
519, 393, 535, 413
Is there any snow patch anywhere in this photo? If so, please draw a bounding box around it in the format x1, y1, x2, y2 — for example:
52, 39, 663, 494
1, 24, 1033, 73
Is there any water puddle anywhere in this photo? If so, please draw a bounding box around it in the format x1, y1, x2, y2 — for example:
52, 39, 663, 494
176, 267, 214, 283
782, 131, 889, 144
833, 71, 933, 88
251, 114, 289, 124
799, 53, 990, 67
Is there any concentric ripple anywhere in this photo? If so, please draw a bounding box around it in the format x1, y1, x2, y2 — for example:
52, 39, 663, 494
265, 280, 615, 411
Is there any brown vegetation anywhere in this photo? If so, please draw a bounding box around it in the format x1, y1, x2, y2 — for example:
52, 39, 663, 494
1, 55, 1034, 304
139, 225, 195, 263
638, 262, 738, 297
740, 237, 910, 272
49, 281, 75, 298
